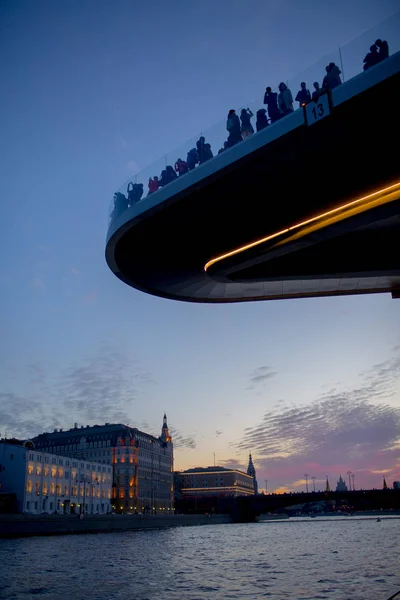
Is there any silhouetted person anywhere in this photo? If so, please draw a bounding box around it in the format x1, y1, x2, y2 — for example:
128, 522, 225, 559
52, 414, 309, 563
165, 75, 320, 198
165, 165, 177, 183
196, 136, 213, 164
240, 108, 254, 139
148, 176, 159, 194
112, 192, 128, 219
218, 141, 229, 154
295, 82, 311, 107
226, 109, 242, 147
127, 182, 143, 205
312, 82, 322, 102
323, 63, 342, 90
375, 38, 389, 61
174, 158, 188, 176
263, 86, 280, 123
159, 169, 168, 187
186, 148, 199, 171
256, 108, 268, 132
204, 142, 213, 161
127, 182, 135, 204
363, 44, 379, 70
196, 136, 207, 164
278, 82, 294, 115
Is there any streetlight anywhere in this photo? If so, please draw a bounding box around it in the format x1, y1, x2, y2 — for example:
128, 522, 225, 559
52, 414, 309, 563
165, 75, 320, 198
311, 476, 316, 492
347, 471, 352, 491
304, 474, 309, 494
351, 474, 355, 491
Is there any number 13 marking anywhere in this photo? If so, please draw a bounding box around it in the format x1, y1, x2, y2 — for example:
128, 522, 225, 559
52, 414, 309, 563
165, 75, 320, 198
312, 103, 324, 120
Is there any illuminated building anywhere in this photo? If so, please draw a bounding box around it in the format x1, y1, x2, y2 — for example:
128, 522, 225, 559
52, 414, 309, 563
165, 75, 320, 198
106, 49, 400, 302
177, 466, 256, 499
0, 440, 112, 514
32, 415, 174, 513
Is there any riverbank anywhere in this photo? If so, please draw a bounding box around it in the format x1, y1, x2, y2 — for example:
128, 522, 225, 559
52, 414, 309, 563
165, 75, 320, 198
0, 513, 232, 538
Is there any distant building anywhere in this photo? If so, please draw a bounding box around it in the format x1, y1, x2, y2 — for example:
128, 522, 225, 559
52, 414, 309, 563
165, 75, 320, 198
336, 475, 348, 492
0, 440, 112, 514
32, 415, 173, 513
393, 481, 400, 490
177, 466, 255, 499
246, 453, 258, 494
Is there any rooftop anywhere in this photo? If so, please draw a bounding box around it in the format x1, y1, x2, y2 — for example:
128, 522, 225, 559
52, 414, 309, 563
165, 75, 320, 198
33, 423, 162, 444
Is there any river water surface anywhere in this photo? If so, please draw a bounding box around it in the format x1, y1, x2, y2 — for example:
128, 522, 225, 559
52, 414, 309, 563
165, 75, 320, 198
0, 517, 399, 600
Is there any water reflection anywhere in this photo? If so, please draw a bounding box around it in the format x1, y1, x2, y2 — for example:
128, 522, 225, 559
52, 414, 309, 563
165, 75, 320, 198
0, 518, 399, 599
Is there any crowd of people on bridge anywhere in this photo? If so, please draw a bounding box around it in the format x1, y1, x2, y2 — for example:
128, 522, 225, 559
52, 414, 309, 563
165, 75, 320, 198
111, 38, 390, 221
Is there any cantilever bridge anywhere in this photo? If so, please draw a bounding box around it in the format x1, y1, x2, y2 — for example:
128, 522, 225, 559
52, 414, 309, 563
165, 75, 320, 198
106, 52, 400, 303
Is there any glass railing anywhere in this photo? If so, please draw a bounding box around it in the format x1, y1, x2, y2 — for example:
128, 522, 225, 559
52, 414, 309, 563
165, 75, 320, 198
107, 10, 400, 232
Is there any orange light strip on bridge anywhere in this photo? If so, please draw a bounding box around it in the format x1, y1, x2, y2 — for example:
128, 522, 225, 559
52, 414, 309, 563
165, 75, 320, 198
204, 181, 400, 272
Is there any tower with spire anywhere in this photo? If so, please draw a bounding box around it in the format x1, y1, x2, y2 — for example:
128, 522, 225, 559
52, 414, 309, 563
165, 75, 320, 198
160, 413, 172, 445
247, 453, 258, 495
336, 474, 348, 492
325, 476, 331, 492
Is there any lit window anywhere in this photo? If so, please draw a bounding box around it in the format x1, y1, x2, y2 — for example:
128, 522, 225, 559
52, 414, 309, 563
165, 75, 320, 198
36, 466, 41, 476
64, 485, 69, 496
35, 482, 40, 494
43, 482, 48, 495
27, 480, 32, 493
27, 465, 34, 474
51, 468, 56, 477
44, 467, 49, 476
50, 483, 55, 494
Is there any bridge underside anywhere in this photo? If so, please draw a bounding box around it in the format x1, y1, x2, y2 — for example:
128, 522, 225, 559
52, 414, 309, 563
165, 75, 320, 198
106, 67, 400, 303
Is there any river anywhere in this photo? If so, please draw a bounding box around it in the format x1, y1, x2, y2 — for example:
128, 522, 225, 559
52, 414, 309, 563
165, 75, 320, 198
0, 517, 399, 600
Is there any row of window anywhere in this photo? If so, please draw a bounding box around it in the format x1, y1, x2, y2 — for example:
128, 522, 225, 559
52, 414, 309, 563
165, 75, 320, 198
27, 466, 112, 479
43, 440, 112, 451
26, 480, 111, 498
29, 453, 66, 465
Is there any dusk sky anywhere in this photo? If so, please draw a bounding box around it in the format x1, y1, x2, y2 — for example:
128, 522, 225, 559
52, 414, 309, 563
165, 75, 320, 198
1, 0, 399, 493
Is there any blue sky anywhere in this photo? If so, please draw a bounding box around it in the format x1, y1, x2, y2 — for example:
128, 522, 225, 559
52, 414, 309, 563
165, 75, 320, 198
1, 0, 399, 493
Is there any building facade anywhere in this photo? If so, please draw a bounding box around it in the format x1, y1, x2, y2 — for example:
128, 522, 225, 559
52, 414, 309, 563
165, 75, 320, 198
32, 415, 174, 513
177, 466, 255, 499
0, 441, 112, 514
